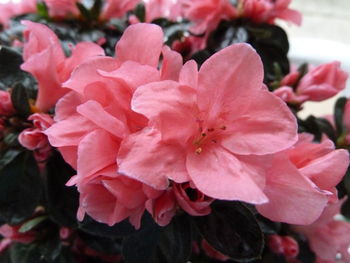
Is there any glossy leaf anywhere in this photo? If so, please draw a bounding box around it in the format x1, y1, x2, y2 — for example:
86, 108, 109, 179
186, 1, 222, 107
194, 201, 264, 262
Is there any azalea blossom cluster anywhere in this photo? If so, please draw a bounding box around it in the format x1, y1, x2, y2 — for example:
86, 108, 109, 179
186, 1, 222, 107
0, 0, 350, 262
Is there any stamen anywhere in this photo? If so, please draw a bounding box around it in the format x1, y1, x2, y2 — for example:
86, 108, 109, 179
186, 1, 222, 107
201, 133, 207, 137
220, 125, 227, 130
207, 128, 215, 132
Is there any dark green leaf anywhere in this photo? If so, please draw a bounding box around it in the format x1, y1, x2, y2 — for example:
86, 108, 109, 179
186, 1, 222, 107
10, 243, 48, 263
91, 0, 103, 20
19, 216, 48, 233
77, 3, 92, 21
0, 47, 34, 90
37, 2, 49, 19
0, 151, 42, 224
122, 215, 192, 263
134, 3, 146, 23
44, 150, 79, 228
194, 201, 264, 262
78, 231, 122, 254
335, 97, 347, 136
79, 215, 139, 238
0, 150, 22, 170
11, 83, 31, 117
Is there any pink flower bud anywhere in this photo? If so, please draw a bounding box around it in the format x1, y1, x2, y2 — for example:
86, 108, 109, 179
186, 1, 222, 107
268, 234, 284, 254
0, 90, 14, 116
59, 227, 72, 240
28, 113, 54, 130
282, 236, 299, 258
19, 128, 48, 150
297, 61, 348, 102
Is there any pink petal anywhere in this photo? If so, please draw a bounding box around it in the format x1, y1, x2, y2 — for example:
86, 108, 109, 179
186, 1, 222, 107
77, 100, 127, 138
299, 149, 349, 190
278, 9, 302, 26
115, 23, 164, 67
45, 114, 97, 147
197, 43, 264, 122
118, 128, 189, 190
179, 60, 198, 88
21, 47, 68, 112
186, 145, 268, 203
98, 61, 161, 92
22, 20, 64, 62
77, 129, 120, 180
102, 177, 147, 210
160, 46, 183, 81
63, 57, 119, 95
221, 90, 297, 155
60, 42, 105, 81
257, 154, 328, 225
132, 81, 198, 145
54, 91, 84, 122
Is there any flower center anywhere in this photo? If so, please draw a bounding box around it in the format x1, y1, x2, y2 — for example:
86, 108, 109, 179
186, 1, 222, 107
193, 125, 226, 155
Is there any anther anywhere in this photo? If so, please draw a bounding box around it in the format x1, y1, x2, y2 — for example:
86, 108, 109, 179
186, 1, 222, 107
201, 133, 207, 137
211, 139, 217, 143
220, 125, 227, 130
195, 148, 202, 155
207, 128, 215, 132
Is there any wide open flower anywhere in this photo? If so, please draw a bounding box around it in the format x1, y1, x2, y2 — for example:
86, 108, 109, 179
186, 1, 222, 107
257, 133, 349, 225
45, 23, 180, 227
117, 43, 298, 204
102, 0, 141, 20
144, 0, 184, 22
21, 21, 105, 112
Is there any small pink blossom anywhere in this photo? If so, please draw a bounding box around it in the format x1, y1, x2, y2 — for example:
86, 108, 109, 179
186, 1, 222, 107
21, 21, 105, 112
102, 0, 141, 20
0, 90, 15, 116
257, 133, 349, 225
43, 0, 79, 18
0, 224, 36, 253
241, 0, 302, 26
0, 0, 37, 28
268, 235, 299, 259
144, 0, 184, 22
293, 199, 350, 262
183, 0, 237, 35
19, 128, 48, 150
173, 182, 213, 216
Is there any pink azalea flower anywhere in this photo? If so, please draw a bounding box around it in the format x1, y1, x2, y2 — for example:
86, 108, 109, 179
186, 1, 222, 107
0, 224, 36, 253
21, 21, 105, 112
144, 0, 184, 22
293, 199, 350, 262
43, 0, 80, 18
274, 62, 348, 104
117, 43, 298, 204
257, 133, 349, 225
19, 113, 53, 151
0, 0, 37, 28
183, 0, 237, 35
241, 0, 302, 26
101, 0, 141, 20
45, 23, 178, 228
0, 90, 15, 116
